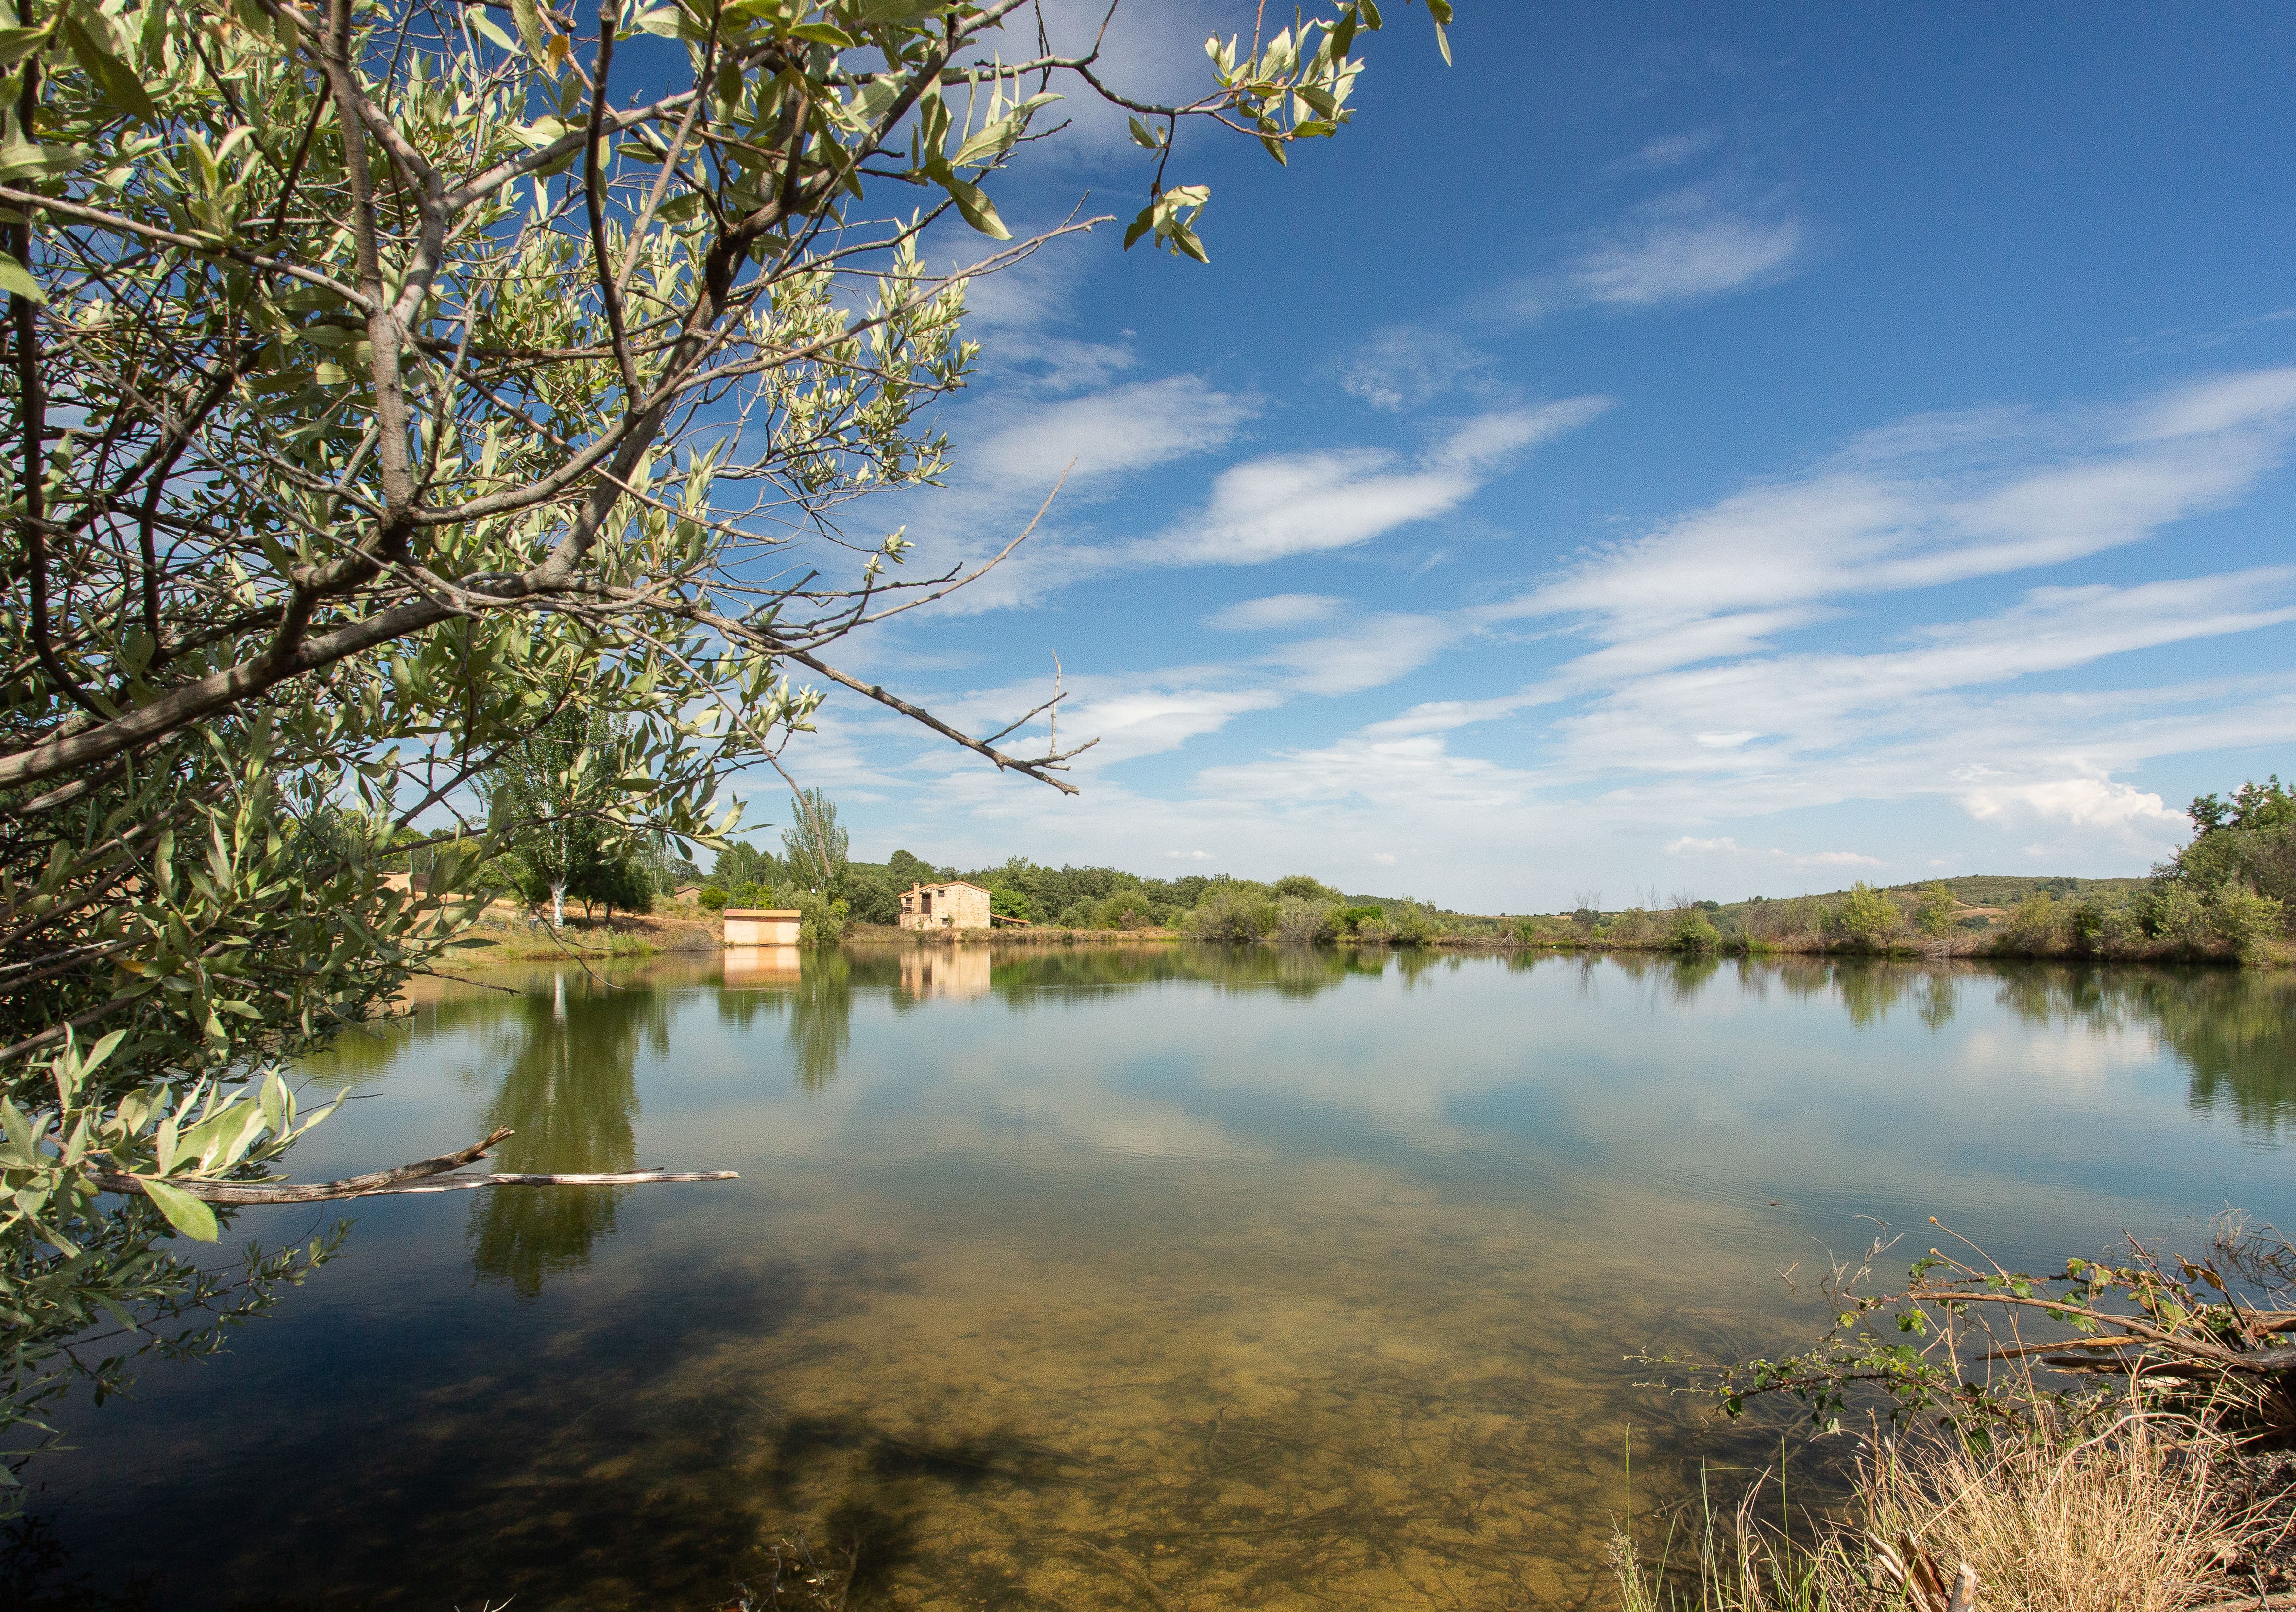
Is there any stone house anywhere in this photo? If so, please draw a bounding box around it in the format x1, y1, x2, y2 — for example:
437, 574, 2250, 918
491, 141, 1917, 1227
897, 880, 993, 931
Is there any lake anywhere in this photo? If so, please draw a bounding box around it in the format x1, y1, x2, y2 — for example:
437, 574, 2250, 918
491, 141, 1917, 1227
30, 947, 2296, 1609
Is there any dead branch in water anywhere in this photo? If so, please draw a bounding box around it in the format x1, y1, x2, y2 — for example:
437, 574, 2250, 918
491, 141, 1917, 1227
89, 1128, 736, 1203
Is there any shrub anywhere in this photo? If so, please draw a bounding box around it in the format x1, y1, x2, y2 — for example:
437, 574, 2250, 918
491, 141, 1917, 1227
990, 886, 1034, 923
1271, 873, 1338, 901
2144, 881, 2212, 953
790, 890, 846, 947
1184, 887, 1276, 942
1828, 881, 1902, 950
2208, 881, 2285, 957
1337, 904, 1385, 935
1995, 892, 2065, 955
1385, 902, 1435, 947
1274, 897, 1340, 944
1091, 889, 1165, 930
699, 886, 729, 911
1669, 909, 1721, 953
1913, 881, 1957, 936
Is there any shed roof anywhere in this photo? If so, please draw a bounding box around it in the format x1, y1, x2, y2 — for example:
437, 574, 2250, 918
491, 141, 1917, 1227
902, 880, 990, 896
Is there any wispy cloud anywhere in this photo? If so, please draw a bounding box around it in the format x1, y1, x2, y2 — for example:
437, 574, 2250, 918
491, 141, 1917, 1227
1205, 594, 1346, 631
1570, 187, 1804, 307
1117, 400, 1610, 569
1330, 326, 1493, 412
1605, 129, 1724, 175
1487, 368, 2296, 645
967, 375, 1259, 490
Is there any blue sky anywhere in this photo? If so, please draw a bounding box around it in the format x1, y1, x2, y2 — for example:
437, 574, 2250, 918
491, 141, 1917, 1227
763, 1, 2296, 911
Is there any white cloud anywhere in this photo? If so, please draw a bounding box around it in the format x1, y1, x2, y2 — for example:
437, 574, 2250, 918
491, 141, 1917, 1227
1960, 778, 2187, 831
1260, 614, 1457, 695
1489, 369, 2296, 643
1572, 201, 1804, 308
1122, 401, 1610, 569
1606, 129, 1723, 174
1372, 852, 1398, 866
967, 375, 1258, 490
1331, 326, 1493, 412
1205, 593, 1346, 631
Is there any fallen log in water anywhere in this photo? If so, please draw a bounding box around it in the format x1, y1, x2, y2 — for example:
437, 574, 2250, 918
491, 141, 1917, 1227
88, 1128, 737, 1203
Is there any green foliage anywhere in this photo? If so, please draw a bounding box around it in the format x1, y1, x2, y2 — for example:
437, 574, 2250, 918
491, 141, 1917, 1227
1995, 892, 2065, 955
1338, 904, 1386, 935
1661, 1217, 2296, 1445
1271, 873, 1339, 901
2207, 880, 2285, 958
1826, 882, 1901, 951
1668, 910, 1721, 954
1084, 888, 1166, 930
1185, 884, 1277, 943
781, 788, 850, 895
1385, 901, 1435, 947
1273, 896, 1340, 944
698, 886, 730, 912
712, 841, 785, 893
2147, 772, 2296, 953
841, 865, 901, 927
1912, 882, 1957, 937
989, 886, 1034, 922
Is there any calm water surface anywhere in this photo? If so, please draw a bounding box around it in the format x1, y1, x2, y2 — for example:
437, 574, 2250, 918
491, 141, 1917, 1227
34, 947, 2296, 1609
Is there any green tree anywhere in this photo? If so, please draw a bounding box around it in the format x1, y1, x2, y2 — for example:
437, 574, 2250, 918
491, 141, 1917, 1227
1185, 884, 1277, 943
1912, 882, 1957, 937
781, 787, 850, 894
478, 705, 624, 928
1829, 882, 1902, 951
0, 0, 1455, 1489
990, 886, 1033, 922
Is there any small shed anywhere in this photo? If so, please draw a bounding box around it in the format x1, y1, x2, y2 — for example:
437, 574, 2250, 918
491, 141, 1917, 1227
672, 882, 704, 904
724, 908, 801, 945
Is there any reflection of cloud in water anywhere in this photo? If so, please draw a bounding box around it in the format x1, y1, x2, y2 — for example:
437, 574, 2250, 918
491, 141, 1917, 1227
74, 948, 2296, 1611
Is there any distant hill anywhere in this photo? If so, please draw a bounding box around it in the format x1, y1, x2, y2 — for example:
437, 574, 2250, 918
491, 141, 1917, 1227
1694, 874, 2149, 925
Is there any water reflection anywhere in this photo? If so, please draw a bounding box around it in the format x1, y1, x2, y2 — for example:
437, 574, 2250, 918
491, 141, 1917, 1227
464, 971, 664, 1295
38, 946, 2296, 1612
720, 949, 854, 1093
1987, 966, 2296, 1135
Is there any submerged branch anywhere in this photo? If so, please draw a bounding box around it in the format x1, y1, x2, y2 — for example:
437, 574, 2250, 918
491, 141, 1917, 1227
88, 1128, 737, 1203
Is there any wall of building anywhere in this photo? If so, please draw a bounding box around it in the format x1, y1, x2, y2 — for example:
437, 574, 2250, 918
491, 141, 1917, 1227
723, 909, 801, 945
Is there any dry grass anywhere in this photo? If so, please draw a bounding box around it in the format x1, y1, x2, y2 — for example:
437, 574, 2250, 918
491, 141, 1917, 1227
1613, 1406, 2244, 1612
1861, 1412, 2230, 1612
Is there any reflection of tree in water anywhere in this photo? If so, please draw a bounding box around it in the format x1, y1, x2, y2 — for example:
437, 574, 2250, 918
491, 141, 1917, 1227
468, 973, 669, 1295
1991, 965, 2296, 1137
718, 951, 855, 1094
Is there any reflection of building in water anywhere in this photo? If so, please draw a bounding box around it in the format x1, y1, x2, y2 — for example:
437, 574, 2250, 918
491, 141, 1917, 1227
724, 945, 803, 987
901, 947, 993, 1000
